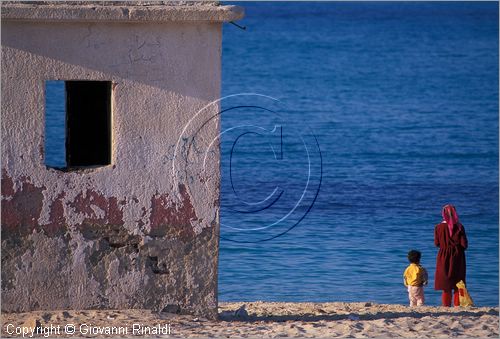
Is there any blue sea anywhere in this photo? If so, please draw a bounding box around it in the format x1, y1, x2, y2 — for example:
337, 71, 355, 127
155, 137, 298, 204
44, 2, 498, 307
218, 2, 499, 307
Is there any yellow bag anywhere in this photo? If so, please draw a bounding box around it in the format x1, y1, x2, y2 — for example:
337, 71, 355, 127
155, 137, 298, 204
456, 280, 474, 307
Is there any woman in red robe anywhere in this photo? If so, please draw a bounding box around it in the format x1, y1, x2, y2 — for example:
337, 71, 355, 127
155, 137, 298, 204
434, 204, 468, 307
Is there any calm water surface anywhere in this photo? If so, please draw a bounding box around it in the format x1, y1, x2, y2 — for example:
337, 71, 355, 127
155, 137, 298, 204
218, 2, 499, 306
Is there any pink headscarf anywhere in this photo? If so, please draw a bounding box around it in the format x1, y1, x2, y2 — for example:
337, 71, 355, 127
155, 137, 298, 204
442, 204, 460, 237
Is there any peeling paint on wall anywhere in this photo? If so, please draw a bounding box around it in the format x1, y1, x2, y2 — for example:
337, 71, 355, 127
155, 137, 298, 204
0, 4, 230, 318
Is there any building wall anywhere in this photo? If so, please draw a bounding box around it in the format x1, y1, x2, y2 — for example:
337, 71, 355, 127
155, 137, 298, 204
1, 19, 222, 317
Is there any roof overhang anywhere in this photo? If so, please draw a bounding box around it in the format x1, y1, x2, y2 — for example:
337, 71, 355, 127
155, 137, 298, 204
1, 2, 244, 23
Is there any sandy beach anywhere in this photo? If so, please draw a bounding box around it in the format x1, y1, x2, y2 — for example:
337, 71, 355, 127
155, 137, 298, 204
1, 302, 498, 338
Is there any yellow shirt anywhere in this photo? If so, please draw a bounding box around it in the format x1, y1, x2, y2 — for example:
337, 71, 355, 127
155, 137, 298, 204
404, 263, 428, 287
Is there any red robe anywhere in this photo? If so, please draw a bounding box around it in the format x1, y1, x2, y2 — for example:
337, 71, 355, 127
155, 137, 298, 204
434, 222, 468, 291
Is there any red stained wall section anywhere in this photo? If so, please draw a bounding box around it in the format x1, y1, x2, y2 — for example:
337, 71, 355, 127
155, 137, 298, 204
1, 172, 197, 240
1, 172, 45, 236
149, 184, 197, 240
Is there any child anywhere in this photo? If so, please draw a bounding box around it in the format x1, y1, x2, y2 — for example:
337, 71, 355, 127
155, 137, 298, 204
403, 250, 428, 306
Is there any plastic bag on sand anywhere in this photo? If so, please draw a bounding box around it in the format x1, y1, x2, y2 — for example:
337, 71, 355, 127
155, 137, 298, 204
456, 280, 474, 307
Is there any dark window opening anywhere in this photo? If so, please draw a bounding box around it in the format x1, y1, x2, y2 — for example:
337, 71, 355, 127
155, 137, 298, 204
45, 80, 112, 169
66, 81, 111, 167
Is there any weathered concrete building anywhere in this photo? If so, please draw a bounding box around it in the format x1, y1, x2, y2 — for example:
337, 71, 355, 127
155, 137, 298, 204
1, 1, 243, 318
